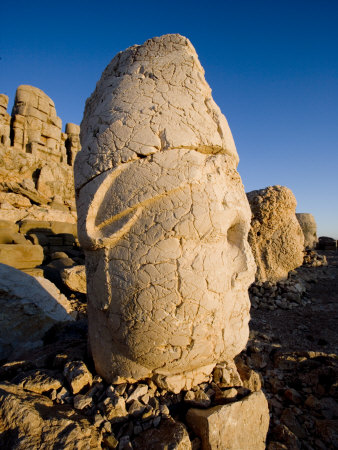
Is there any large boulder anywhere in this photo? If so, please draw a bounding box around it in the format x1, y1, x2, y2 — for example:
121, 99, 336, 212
296, 213, 318, 249
75, 34, 256, 392
247, 185, 304, 283
0, 263, 75, 361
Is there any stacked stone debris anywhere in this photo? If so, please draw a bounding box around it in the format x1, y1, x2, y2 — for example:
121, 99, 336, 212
0, 219, 79, 276
249, 275, 311, 311
303, 248, 327, 267
0, 85, 80, 224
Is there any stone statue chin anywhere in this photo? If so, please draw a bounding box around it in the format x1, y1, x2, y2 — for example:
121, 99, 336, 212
75, 34, 255, 392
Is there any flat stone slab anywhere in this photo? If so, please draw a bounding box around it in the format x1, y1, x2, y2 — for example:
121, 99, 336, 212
0, 243, 44, 269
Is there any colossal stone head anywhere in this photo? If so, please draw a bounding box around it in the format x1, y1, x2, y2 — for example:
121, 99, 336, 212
296, 213, 318, 249
75, 34, 255, 392
247, 185, 304, 283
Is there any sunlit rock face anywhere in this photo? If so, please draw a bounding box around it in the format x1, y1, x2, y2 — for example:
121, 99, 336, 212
75, 34, 255, 393
247, 185, 304, 283
296, 213, 318, 249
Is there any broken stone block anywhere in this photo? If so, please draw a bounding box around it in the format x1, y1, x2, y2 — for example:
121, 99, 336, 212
11, 369, 62, 394
75, 33, 255, 389
186, 390, 269, 450
61, 264, 87, 293
0, 243, 44, 269
247, 185, 304, 282
63, 360, 93, 394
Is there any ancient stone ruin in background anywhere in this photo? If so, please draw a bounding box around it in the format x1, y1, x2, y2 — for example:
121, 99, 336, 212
296, 212, 318, 249
247, 185, 304, 283
0, 85, 80, 224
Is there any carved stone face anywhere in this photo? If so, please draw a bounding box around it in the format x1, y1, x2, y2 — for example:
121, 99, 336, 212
75, 34, 255, 392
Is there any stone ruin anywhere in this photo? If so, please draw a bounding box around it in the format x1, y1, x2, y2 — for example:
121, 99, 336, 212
296, 212, 318, 249
0, 85, 80, 224
75, 34, 257, 393
0, 85, 81, 273
2, 85, 80, 163
247, 185, 304, 283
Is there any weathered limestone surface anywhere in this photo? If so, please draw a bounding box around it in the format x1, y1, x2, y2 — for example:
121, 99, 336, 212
247, 185, 304, 283
0, 243, 44, 269
75, 34, 255, 391
0, 382, 102, 449
0, 85, 81, 223
296, 213, 318, 249
133, 417, 191, 449
186, 390, 269, 450
0, 263, 75, 360
61, 265, 87, 293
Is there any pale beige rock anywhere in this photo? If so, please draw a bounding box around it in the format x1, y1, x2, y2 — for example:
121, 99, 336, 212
186, 390, 269, 450
63, 360, 93, 394
0, 264, 75, 360
0, 243, 44, 269
247, 186, 304, 283
0, 94, 10, 147
65, 122, 81, 165
133, 417, 192, 449
296, 213, 318, 249
61, 265, 87, 293
0, 382, 101, 448
11, 85, 66, 161
75, 34, 255, 391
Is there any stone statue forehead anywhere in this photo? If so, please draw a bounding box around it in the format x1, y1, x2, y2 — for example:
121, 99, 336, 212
75, 34, 238, 190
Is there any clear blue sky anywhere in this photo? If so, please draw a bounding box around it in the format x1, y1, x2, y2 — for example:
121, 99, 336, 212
1, 0, 337, 238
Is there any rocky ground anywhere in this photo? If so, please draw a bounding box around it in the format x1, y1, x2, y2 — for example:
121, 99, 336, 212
0, 250, 337, 449
246, 250, 338, 449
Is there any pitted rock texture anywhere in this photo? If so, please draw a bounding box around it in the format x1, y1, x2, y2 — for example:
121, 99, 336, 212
247, 186, 304, 283
296, 213, 318, 249
75, 34, 255, 392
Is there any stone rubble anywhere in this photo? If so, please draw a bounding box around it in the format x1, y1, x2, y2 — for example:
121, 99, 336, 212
0, 250, 336, 448
249, 250, 327, 311
0, 330, 268, 450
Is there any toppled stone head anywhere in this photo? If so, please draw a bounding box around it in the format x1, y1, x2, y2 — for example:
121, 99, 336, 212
247, 185, 304, 283
75, 34, 255, 392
